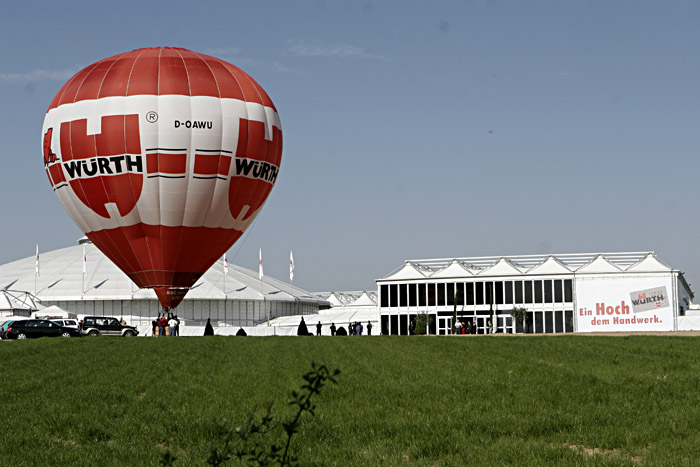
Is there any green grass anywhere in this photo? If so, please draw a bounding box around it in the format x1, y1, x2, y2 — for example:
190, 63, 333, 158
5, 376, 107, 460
1, 335, 700, 465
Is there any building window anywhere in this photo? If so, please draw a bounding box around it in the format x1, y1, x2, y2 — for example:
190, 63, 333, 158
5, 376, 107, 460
446, 283, 455, 306
505, 281, 513, 304
524, 281, 533, 303
399, 315, 408, 335
564, 280, 573, 302
390, 315, 398, 335
409, 284, 417, 307
515, 281, 523, 304
544, 280, 553, 303
554, 280, 563, 303
565, 310, 574, 332
390, 284, 398, 308
495, 281, 504, 305
419, 283, 427, 306
554, 310, 564, 333
466, 282, 475, 305
456, 283, 464, 305
475, 282, 484, 305
544, 311, 553, 333
381, 285, 389, 308
399, 284, 408, 307
437, 283, 446, 306
534, 280, 543, 303
535, 311, 544, 333
428, 283, 436, 306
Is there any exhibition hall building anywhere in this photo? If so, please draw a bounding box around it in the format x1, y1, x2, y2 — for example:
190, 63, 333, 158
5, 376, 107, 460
377, 252, 696, 335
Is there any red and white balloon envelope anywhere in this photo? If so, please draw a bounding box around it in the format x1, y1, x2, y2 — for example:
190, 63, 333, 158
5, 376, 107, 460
42, 47, 282, 310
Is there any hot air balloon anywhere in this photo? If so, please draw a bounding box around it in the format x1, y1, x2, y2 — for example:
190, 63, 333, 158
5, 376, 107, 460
42, 47, 282, 310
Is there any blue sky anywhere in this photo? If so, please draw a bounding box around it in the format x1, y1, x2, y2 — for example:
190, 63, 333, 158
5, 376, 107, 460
1, 1, 699, 293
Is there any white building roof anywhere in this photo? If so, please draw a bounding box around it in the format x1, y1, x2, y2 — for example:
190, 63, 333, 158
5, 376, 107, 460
0, 241, 325, 305
379, 252, 675, 281
314, 291, 377, 307
431, 260, 477, 278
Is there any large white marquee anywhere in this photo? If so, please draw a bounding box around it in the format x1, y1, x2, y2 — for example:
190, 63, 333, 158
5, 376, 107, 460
0, 239, 327, 329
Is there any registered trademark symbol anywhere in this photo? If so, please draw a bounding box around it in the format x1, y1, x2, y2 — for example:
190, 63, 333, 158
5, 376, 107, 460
146, 111, 158, 123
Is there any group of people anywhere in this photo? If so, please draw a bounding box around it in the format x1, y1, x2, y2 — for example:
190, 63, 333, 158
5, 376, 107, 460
408, 318, 489, 335
349, 321, 372, 336
454, 319, 476, 335
152, 312, 180, 337
315, 320, 373, 336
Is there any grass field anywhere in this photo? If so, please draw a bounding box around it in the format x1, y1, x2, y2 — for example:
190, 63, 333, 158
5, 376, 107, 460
1, 335, 700, 466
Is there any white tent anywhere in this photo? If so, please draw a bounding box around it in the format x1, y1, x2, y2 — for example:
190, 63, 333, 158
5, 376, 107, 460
33, 305, 77, 320
0, 289, 40, 318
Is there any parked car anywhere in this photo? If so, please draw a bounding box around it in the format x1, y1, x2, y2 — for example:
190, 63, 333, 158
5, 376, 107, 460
50, 319, 79, 329
80, 316, 138, 337
4, 319, 82, 339
1, 319, 23, 339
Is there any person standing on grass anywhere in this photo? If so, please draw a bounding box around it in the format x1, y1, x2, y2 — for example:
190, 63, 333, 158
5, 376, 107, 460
316, 321, 322, 336
158, 315, 168, 337
356, 321, 363, 335
455, 319, 462, 335
151, 318, 157, 337
330, 322, 336, 336
367, 321, 372, 336
409, 319, 416, 335
169, 315, 178, 336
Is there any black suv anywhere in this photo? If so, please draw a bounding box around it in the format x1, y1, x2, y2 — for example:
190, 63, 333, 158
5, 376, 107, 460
80, 317, 139, 337
5, 319, 82, 339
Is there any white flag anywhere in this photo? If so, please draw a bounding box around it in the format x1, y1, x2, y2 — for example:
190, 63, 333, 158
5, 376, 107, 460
289, 250, 294, 282
82, 244, 87, 275
223, 252, 228, 276
258, 248, 264, 280
35, 244, 40, 277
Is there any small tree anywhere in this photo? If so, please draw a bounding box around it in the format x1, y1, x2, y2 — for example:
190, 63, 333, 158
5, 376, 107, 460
510, 307, 527, 333
415, 312, 427, 335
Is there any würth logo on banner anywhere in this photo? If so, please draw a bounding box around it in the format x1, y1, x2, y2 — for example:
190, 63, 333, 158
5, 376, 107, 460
630, 286, 669, 313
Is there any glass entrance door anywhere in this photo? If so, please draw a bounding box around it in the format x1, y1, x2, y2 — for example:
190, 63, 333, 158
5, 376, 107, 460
475, 317, 489, 334
438, 317, 452, 335
495, 316, 514, 334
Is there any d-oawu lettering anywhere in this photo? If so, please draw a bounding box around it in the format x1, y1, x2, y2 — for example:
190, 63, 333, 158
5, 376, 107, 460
174, 120, 213, 129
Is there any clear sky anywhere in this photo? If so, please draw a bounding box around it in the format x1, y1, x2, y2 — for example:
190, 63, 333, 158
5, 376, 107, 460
1, 1, 699, 293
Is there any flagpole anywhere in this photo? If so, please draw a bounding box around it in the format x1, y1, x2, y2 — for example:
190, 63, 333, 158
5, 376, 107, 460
259, 248, 268, 326
35, 244, 39, 295
262, 275, 267, 326
223, 252, 228, 321
289, 250, 294, 283
82, 243, 86, 298
223, 253, 227, 296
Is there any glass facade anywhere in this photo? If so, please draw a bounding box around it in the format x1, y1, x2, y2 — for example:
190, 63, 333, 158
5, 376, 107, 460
379, 278, 575, 335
